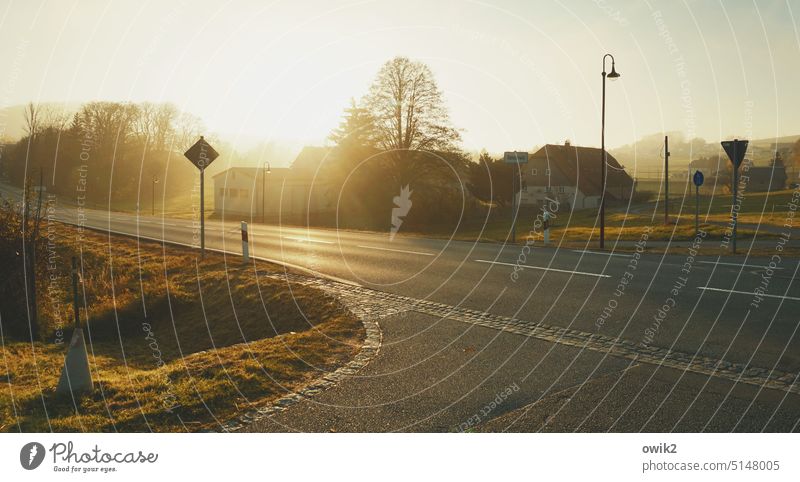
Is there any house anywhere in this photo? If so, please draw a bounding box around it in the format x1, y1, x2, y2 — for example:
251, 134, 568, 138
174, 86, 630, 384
519, 141, 634, 209
213, 146, 337, 221
742, 159, 787, 192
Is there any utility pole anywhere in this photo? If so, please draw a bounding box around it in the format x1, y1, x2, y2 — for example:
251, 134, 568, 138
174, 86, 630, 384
262, 162, 270, 224
664, 135, 670, 224
152, 176, 159, 216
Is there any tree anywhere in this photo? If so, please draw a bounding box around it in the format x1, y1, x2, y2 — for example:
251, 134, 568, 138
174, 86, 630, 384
467, 150, 516, 207
363, 56, 461, 185
329, 98, 375, 149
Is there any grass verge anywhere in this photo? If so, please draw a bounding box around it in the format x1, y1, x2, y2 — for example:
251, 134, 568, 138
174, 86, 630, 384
0, 224, 363, 432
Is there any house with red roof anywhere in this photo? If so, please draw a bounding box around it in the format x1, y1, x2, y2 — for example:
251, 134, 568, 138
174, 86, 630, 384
520, 141, 634, 210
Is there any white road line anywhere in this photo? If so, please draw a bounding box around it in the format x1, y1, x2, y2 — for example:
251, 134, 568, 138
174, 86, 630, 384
571, 249, 632, 258
282, 236, 334, 244
357, 245, 435, 256
698, 260, 783, 270
474, 259, 610, 278
697, 286, 800, 301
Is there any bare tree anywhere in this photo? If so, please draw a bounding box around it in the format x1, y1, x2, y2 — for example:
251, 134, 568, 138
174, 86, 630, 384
23, 102, 42, 140
364, 57, 461, 184
366, 57, 460, 152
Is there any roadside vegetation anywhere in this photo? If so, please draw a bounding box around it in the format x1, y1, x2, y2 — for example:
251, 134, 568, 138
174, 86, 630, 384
0, 218, 363, 432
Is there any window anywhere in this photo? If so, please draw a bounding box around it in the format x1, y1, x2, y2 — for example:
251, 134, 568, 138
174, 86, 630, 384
545, 186, 552, 193
545, 168, 551, 176
558, 186, 565, 193
531, 168, 537, 176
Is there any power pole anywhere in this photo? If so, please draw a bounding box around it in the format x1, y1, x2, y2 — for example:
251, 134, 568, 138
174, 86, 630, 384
664, 135, 670, 224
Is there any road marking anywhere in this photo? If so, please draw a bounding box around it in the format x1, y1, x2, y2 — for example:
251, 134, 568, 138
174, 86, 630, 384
474, 259, 610, 278
698, 260, 783, 270
282, 236, 334, 244
571, 249, 632, 258
697, 286, 800, 301
357, 245, 435, 256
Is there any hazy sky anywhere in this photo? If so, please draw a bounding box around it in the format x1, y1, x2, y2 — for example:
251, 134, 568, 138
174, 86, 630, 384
0, 0, 798, 153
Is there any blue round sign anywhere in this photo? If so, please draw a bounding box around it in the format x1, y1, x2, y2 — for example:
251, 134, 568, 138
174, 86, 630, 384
693, 170, 704, 187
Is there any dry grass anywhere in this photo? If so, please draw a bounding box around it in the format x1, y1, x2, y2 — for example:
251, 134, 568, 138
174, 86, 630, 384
0, 224, 363, 432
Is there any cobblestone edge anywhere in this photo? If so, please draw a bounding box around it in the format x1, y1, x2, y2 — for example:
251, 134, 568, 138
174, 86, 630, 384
217, 278, 385, 432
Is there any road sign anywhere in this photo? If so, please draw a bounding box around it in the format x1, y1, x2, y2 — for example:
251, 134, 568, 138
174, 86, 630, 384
184, 136, 219, 258
184, 136, 219, 171
721, 139, 748, 169
504, 151, 527, 242
504, 151, 529, 164
693, 170, 704, 187
720, 139, 747, 254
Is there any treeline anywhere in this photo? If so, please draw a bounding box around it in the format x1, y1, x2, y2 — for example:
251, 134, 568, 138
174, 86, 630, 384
1, 102, 206, 207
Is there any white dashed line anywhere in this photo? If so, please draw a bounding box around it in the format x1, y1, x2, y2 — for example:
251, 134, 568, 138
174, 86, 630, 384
283, 236, 334, 244
697, 286, 800, 301
474, 259, 610, 278
571, 249, 632, 258
698, 260, 783, 270
357, 245, 435, 256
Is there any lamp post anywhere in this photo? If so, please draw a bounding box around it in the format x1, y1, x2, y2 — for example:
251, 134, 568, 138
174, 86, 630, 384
600, 53, 620, 250
262, 162, 271, 223
152, 176, 159, 216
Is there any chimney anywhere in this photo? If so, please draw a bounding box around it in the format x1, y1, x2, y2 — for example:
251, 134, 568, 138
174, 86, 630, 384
564, 139, 571, 147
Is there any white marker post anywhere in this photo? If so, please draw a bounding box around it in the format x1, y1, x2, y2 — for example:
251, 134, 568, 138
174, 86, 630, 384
543, 209, 551, 245
241, 221, 249, 263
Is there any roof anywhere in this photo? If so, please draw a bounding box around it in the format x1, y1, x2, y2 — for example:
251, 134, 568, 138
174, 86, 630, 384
291, 146, 338, 172
211, 166, 290, 179
526, 144, 633, 199
213, 145, 340, 182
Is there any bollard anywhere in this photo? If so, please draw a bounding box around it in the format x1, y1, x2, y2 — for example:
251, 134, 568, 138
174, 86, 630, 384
241, 221, 249, 263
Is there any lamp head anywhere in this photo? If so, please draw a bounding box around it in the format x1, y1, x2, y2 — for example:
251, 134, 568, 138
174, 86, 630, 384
607, 62, 621, 80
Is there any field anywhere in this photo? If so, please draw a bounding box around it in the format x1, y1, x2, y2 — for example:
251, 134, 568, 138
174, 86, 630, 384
405, 187, 799, 256
0, 224, 363, 432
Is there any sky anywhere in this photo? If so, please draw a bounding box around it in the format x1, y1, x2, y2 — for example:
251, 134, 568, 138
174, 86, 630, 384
0, 0, 798, 157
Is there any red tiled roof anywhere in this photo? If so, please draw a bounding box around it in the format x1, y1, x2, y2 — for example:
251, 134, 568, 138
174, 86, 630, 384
529, 144, 633, 200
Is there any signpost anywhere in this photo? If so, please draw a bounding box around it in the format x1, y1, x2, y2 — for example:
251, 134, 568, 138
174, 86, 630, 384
184, 136, 219, 258
721, 139, 748, 254
692, 170, 704, 237
504, 151, 529, 243
664, 135, 670, 224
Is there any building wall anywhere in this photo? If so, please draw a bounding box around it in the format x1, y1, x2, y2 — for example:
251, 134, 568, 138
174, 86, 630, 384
213, 170, 335, 219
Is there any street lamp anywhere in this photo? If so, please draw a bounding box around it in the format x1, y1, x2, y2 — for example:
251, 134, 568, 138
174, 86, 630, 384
600, 53, 620, 250
152, 176, 159, 216
262, 162, 271, 223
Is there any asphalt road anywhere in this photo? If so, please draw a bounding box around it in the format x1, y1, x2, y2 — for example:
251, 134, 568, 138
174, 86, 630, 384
5, 184, 799, 431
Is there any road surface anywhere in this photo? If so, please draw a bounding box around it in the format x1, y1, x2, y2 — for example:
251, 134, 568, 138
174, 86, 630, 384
4, 185, 799, 431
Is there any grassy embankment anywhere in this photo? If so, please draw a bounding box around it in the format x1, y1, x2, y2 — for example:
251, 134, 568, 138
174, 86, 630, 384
410, 189, 798, 256
0, 224, 363, 432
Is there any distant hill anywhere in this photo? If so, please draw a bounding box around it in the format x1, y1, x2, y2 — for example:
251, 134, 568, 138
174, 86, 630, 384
611, 132, 798, 173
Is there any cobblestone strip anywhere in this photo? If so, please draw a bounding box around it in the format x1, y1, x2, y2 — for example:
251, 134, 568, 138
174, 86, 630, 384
285, 273, 800, 396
